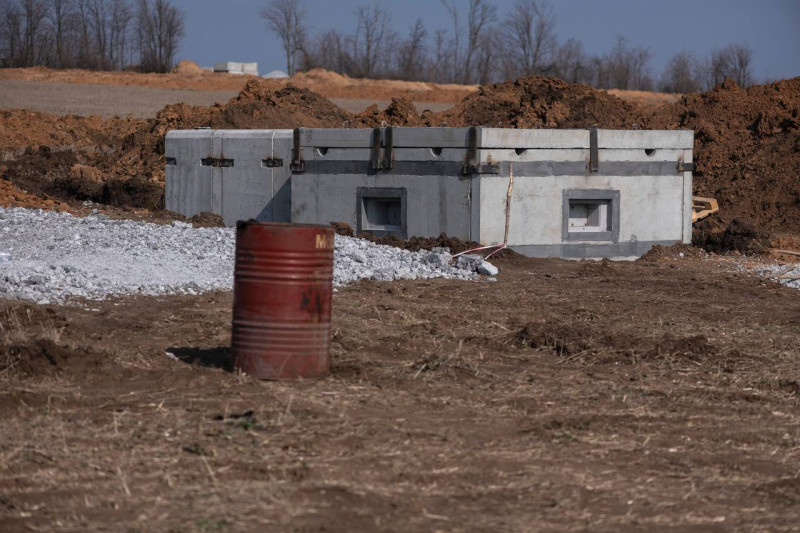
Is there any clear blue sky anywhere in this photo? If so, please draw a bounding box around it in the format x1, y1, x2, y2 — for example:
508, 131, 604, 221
172, 0, 800, 82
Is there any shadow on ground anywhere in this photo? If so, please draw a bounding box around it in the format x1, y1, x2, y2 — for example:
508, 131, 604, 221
167, 346, 233, 372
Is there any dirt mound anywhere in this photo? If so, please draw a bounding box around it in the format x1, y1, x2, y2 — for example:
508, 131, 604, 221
647, 77, 800, 237
0, 82, 356, 209
209, 81, 352, 129
353, 97, 421, 127
0, 178, 68, 210
514, 320, 719, 363
0, 109, 141, 157
692, 217, 770, 255
439, 75, 638, 128
638, 243, 706, 262
188, 212, 225, 227
173, 60, 205, 75
2, 339, 110, 379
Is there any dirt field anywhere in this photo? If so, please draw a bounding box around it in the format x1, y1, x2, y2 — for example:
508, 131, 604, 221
0, 80, 453, 119
1, 250, 799, 532
1, 66, 799, 531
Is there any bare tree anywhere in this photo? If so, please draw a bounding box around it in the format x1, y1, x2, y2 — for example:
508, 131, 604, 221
395, 18, 427, 81
502, 0, 555, 77
660, 51, 700, 93
463, 0, 496, 84
108, 0, 131, 69
553, 38, 588, 84
48, 0, 73, 67
0, 0, 24, 66
136, 0, 184, 73
87, 0, 108, 67
602, 36, 653, 90
727, 43, 753, 87
352, 4, 395, 78
260, 0, 306, 75
20, 0, 48, 66
440, 0, 460, 70
428, 28, 450, 83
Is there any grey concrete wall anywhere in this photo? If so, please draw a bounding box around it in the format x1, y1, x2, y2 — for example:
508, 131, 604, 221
476, 128, 693, 258
292, 173, 471, 240
165, 129, 292, 225
166, 126, 693, 259
165, 130, 213, 217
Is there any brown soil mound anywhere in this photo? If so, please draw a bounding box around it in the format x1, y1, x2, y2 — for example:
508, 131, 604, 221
1, 339, 110, 379
0, 178, 68, 210
439, 76, 638, 128
1, 81, 355, 209
2, 72, 799, 252
0, 109, 141, 157
646, 78, 800, 237
353, 97, 421, 127
172, 60, 205, 75
638, 243, 707, 262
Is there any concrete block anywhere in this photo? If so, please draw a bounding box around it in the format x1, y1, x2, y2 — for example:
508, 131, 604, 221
478, 261, 499, 276
166, 126, 693, 260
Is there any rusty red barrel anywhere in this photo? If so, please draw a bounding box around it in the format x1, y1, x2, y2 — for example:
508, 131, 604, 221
232, 221, 334, 378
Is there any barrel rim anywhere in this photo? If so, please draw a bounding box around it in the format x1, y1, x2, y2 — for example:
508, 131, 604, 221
236, 220, 335, 231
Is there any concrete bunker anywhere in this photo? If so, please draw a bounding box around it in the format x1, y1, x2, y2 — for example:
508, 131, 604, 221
165, 126, 693, 259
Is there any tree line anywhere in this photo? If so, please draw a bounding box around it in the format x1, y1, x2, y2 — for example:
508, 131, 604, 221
263, 0, 757, 92
0, 0, 185, 73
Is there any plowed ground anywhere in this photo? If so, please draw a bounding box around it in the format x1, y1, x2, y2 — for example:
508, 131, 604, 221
1, 252, 799, 532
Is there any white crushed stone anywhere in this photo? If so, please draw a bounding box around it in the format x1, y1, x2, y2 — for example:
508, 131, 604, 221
0, 207, 483, 304
752, 263, 800, 290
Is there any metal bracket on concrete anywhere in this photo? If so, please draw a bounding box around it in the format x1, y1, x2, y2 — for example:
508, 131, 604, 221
262, 158, 283, 168
383, 126, 394, 170
290, 128, 304, 172
371, 127, 382, 170
677, 161, 694, 172
589, 125, 599, 173
462, 126, 500, 175
463, 126, 479, 175
200, 158, 234, 168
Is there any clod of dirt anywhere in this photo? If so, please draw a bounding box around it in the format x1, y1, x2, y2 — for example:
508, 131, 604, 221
693, 217, 769, 255
330, 221, 354, 236
2, 339, 109, 379
515, 321, 591, 356
188, 212, 225, 227
354, 97, 421, 127
645, 333, 717, 361
639, 243, 706, 262
439, 75, 638, 129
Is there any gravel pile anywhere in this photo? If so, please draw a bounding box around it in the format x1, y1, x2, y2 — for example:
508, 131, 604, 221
753, 263, 800, 291
0, 208, 486, 304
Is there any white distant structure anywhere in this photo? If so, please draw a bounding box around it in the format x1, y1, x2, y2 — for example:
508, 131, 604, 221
263, 70, 289, 79
213, 62, 258, 76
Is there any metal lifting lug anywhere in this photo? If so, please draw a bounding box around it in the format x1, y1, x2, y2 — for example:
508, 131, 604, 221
588, 125, 599, 173
291, 128, 304, 172
463, 162, 501, 175
262, 158, 283, 168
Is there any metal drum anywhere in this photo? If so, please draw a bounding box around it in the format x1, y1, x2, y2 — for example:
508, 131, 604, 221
232, 221, 334, 378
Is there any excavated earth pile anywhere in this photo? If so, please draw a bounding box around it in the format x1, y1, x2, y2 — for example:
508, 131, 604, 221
438, 76, 639, 128
646, 77, 800, 243
1, 75, 799, 252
